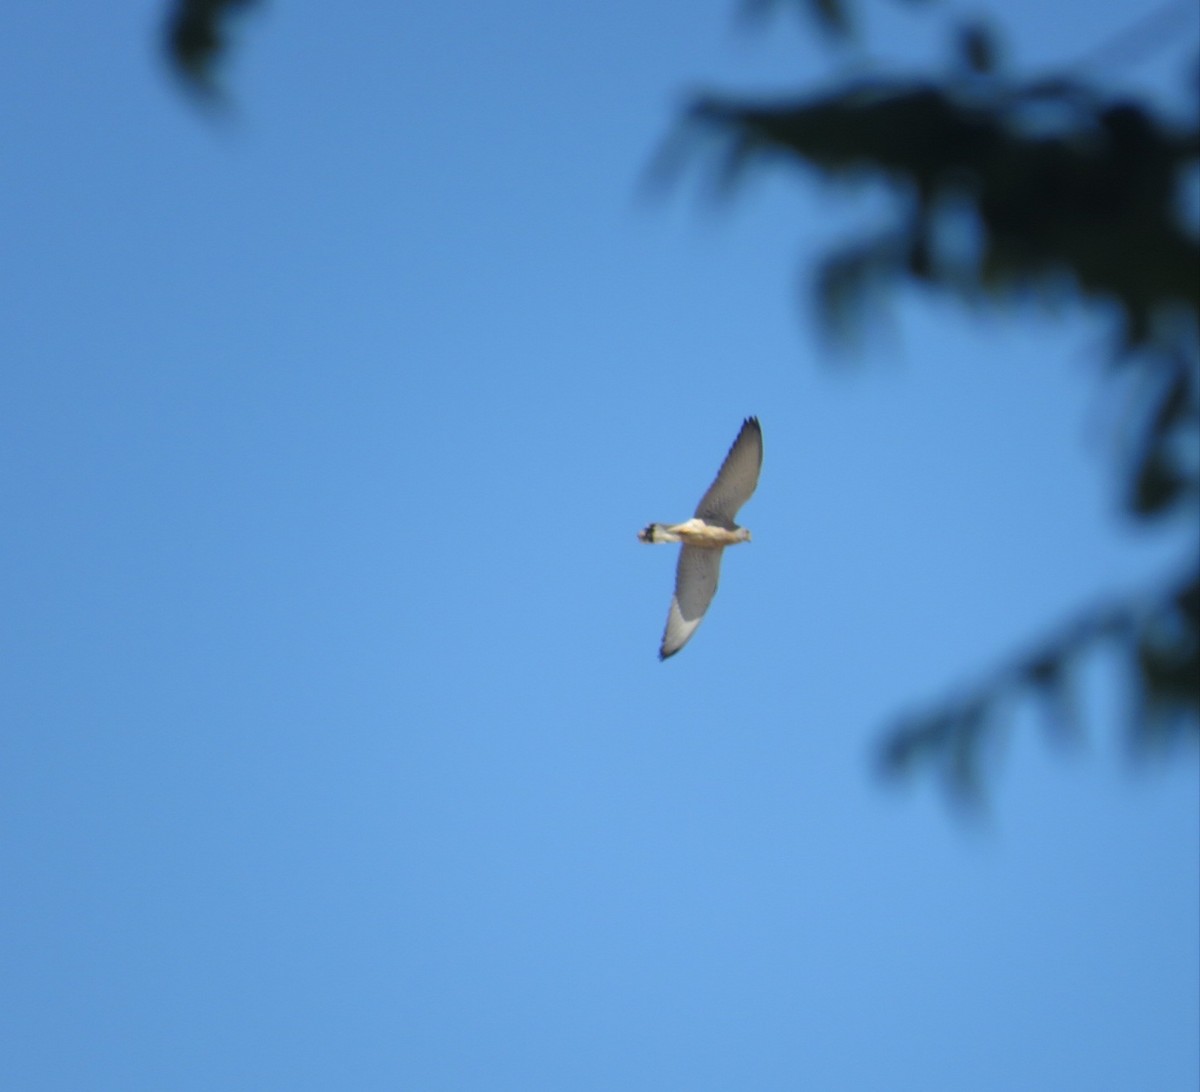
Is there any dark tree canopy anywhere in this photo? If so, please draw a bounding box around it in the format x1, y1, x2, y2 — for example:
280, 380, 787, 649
677, 0, 1199, 802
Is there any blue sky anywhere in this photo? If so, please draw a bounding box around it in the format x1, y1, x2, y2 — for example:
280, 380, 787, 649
2, 1, 1197, 1089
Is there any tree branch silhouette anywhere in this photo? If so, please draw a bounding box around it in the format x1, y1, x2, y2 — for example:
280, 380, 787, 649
671, 6, 1198, 802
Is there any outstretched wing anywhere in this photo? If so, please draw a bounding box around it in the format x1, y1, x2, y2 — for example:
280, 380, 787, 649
660, 546, 723, 659
694, 417, 762, 523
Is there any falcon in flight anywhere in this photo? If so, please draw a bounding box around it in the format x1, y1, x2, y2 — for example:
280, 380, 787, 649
638, 416, 762, 659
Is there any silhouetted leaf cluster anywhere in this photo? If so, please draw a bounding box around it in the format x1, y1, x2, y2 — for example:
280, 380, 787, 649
881, 569, 1199, 804
164, 0, 260, 97
688, 78, 1198, 349
675, 13, 1199, 802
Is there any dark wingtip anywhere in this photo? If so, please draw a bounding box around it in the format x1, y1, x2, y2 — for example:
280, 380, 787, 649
658, 645, 677, 661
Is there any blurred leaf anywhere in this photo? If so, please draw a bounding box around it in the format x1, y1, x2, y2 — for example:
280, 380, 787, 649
1132, 573, 1200, 746
957, 22, 1000, 75
1126, 358, 1198, 517
1023, 648, 1082, 744
164, 0, 260, 97
807, 0, 854, 39
876, 570, 1199, 803
1131, 449, 1185, 516
814, 232, 908, 345
878, 711, 953, 776
946, 700, 990, 805
880, 698, 997, 809
686, 79, 1200, 349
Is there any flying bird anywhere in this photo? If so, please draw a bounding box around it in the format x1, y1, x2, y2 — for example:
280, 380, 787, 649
638, 416, 762, 659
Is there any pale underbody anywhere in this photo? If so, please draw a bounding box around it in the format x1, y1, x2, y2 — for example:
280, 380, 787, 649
638, 517, 751, 547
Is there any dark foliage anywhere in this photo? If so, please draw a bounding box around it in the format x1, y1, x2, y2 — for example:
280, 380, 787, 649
881, 568, 1199, 807
675, 5, 1199, 801
687, 78, 1198, 348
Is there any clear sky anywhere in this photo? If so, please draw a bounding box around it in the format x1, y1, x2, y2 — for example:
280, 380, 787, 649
2, 2, 1197, 1089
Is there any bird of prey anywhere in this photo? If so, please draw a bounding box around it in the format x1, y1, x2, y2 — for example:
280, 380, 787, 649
638, 416, 762, 659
